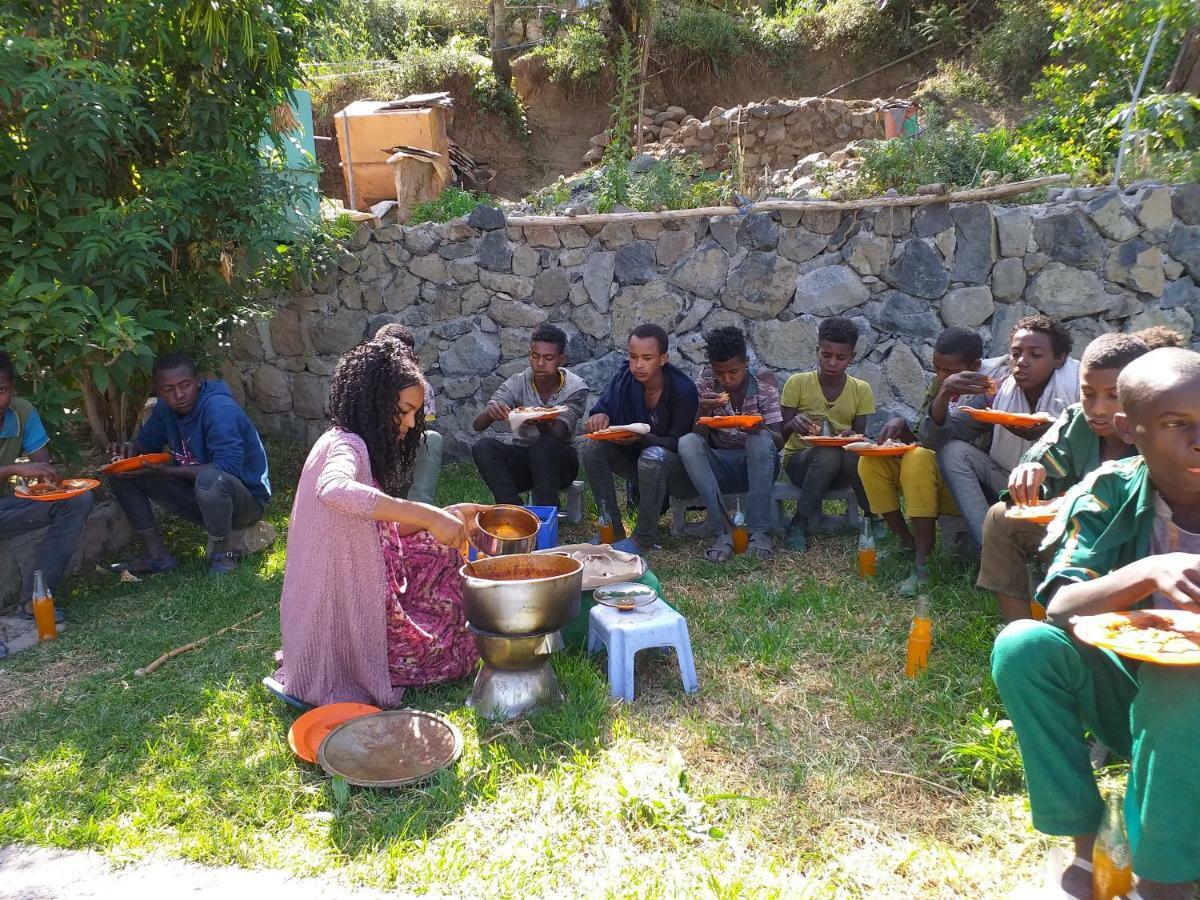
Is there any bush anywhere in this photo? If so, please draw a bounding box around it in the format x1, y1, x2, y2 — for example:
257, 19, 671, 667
971, 0, 1054, 94
628, 157, 732, 212
316, 0, 487, 62
528, 18, 607, 87
407, 187, 493, 224
655, 5, 750, 72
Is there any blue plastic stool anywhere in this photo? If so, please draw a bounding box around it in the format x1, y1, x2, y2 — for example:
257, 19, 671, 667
586, 598, 699, 702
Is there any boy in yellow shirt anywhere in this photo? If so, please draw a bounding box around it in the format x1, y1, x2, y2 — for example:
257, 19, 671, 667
780, 317, 874, 552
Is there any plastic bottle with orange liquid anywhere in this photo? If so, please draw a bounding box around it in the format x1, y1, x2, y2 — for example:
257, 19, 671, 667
731, 498, 748, 555
1093, 792, 1133, 900
857, 517, 877, 577
31, 570, 57, 642
904, 595, 931, 678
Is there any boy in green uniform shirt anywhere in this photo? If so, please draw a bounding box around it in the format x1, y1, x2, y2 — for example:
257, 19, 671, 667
780, 317, 875, 552
992, 347, 1200, 899
979, 333, 1148, 622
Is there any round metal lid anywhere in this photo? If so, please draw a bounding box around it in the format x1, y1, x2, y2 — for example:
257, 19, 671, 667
593, 581, 659, 611
317, 709, 463, 788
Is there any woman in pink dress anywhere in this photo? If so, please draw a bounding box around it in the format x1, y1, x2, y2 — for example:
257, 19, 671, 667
278, 337, 483, 707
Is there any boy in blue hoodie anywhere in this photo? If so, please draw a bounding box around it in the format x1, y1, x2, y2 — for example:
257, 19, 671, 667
107, 353, 271, 575
581, 324, 699, 556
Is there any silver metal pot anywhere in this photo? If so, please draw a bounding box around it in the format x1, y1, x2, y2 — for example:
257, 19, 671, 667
472, 505, 540, 557
460, 553, 583, 635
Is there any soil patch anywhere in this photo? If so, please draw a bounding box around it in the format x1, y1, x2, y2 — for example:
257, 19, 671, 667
0, 648, 104, 722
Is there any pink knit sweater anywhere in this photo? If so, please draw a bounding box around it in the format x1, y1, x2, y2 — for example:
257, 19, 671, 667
279, 428, 406, 708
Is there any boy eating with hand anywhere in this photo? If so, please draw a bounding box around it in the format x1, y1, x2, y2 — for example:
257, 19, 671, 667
992, 347, 1200, 900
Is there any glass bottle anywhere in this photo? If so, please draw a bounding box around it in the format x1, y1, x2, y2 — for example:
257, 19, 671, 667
598, 502, 616, 545
1092, 791, 1133, 900
31, 570, 57, 642
857, 516, 877, 577
905, 595, 932, 678
731, 498, 748, 555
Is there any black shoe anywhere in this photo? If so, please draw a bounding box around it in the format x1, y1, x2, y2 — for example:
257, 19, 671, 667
208, 551, 238, 575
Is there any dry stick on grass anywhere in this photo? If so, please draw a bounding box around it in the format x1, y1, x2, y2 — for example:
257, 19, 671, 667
134, 610, 265, 677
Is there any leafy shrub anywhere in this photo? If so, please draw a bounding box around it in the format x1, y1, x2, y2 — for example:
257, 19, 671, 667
971, 0, 1054, 94
528, 18, 607, 87
628, 157, 732, 212
407, 187, 493, 224
655, 5, 750, 72
940, 708, 1024, 794
317, 0, 487, 61
913, 61, 1002, 125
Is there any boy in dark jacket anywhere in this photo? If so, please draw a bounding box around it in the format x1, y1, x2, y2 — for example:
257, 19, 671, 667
581, 324, 699, 556
107, 352, 271, 575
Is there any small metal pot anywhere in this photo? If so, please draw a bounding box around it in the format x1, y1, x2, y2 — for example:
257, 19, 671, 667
460, 553, 583, 635
470, 628, 556, 670
473, 505, 540, 557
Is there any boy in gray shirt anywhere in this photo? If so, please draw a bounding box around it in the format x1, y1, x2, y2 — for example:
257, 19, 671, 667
471, 324, 588, 507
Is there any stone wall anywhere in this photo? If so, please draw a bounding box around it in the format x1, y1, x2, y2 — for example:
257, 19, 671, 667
229, 182, 1200, 460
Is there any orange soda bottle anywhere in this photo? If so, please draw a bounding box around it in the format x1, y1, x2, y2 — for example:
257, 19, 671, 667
857, 517, 877, 577
904, 595, 931, 677
1029, 601, 1047, 621
1093, 792, 1133, 900
31, 570, 57, 642
597, 503, 616, 545
731, 498, 748, 555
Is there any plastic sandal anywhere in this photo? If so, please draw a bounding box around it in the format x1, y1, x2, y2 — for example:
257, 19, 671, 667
747, 531, 774, 559
704, 533, 734, 563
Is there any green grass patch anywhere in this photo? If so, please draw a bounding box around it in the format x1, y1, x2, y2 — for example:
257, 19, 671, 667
407, 187, 493, 225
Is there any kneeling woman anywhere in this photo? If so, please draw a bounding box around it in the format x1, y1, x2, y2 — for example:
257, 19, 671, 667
279, 338, 482, 707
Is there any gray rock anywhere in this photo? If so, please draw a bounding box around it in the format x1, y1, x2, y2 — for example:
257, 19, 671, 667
1127, 305, 1195, 344
721, 251, 798, 319
1105, 240, 1165, 297
1025, 266, 1107, 319
444, 376, 481, 400
882, 240, 950, 299
347, 223, 372, 252
991, 256, 1027, 302
571, 351, 625, 392
500, 328, 534, 360
571, 303, 608, 339
477, 232, 512, 273
1162, 277, 1200, 309
394, 303, 434, 328
309, 309, 366, 355
384, 273, 420, 310
559, 225, 590, 249
989, 303, 1038, 354
1167, 224, 1200, 280
873, 291, 942, 337
912, 203, 951, 238
657, 230, 695, 267
449, 258, 480, 284
375, 224, 405, 243
467, 204, 506, 231
409, 254, 448, 282
883, 342, 928, 409
1087, 192, 1140, 242
875, 206, 912, 237
792, 265, 869, 316
404, 224, 441, 256
530, 268, 570, 307
934, 228, 956, 267
438, 242, 475, 261
951, 203, 996, 284
523, 224, 561, 249
599, 222, 634, 248
844, 233, 890, 276
269, 308, 304, 357
433, 316, 475, 340
995, 208, 1032, 258
461, 283, 490, 315
737, 213, 779, 251
1066, 317, 1117, 359
826, 214, 859, 251
479, 270, 534, 300
676, 296, 714, 335
751, 317, 818, 369
1172, 182, 1200, 226
382, 242, 410, 267
440, 331, 501, 376
357, 243, 390, 281
1133, 186, 1173, 230
614, 240, 657, 286
778, 229, 828, 264
1032, 211, 1104, 269
630, 153, 658, 174
610, 282, 683, 343
512, 244, 541, 277
338, 278, 363, 310
941, 286, 995, 329
708, 216, 740, 255
583, 251, 616, 311
361, 282, 384, 313
802, 209, 842, 235
336, 249, 360, 275
669, 246, 730, 300
251, 365, 292, 414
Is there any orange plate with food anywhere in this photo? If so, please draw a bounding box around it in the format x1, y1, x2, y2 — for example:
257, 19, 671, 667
847, 442, 919, 457
698, 415, 764, 429
962, 407, 1054, 428
803, 435, 863, 448
14, 478, 101, 502
288, 702, 382, 764
1005, 498, 1066, 524
101, 452, 173, 475
585, 427, 644, 442
512, 406, 564, 421
1073, 609, 1200, 666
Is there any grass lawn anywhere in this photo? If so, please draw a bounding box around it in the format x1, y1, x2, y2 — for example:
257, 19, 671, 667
0, 445, 1124, 897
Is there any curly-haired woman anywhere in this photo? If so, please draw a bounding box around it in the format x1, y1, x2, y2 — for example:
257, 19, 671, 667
278, 337, 483, 707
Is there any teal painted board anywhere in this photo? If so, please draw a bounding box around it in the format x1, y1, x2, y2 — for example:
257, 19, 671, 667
260, 88, 320, 219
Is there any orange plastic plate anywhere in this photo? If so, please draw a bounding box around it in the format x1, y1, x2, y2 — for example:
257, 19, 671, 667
698, 415, 764, 429
803, 435, 863, 448
101, 453, 173, 475
288, 702, 381, 764
849, 443, 918, 457
962, 407, 1054, 428
1004, 498, 1065, 525
14, 478, 101, 502
585, 428, 644, 442
1073, 609, 1200, 666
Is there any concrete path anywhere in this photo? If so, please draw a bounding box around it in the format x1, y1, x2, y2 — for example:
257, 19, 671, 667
0, 845, 407, 900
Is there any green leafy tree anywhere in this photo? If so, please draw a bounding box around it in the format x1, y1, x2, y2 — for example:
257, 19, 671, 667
0, 0, 338, 454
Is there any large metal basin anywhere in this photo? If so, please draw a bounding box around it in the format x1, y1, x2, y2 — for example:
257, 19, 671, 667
460, 553, 583, 635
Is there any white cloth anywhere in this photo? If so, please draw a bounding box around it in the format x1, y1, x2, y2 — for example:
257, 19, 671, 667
593, 423, 650, 437
988, 357, 1080, 471
506, 405, 569, 432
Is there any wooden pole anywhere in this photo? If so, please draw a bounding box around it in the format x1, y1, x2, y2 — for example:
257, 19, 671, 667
134, 611, 265, 677
506, 174, 1070, 227
490, 0, 512, 89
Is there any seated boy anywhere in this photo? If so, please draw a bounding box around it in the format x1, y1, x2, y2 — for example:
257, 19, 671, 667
581, 324, 699, 556
374, 323, 441, 504
857, 326, 982, 595
678, 326, 783, 561
780, 317, 874, 552
939, 314, 1079, 554
992, 347, 1200, 900
472, 324, 588, 507
979, 333, 1149, 622
0, 351, 93, 626
108, 352, 271, 576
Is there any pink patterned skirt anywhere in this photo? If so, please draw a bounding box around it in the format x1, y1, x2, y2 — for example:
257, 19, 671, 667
376, 525, 478, 687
